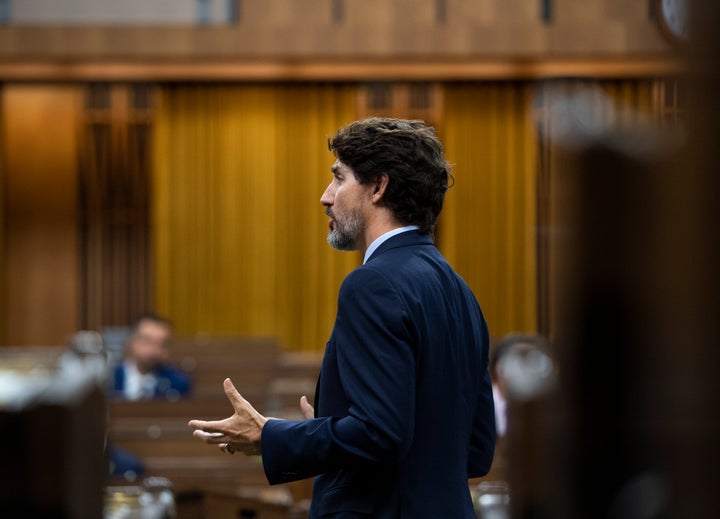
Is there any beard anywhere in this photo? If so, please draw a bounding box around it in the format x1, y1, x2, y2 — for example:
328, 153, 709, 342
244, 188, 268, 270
327, 208, 364, 251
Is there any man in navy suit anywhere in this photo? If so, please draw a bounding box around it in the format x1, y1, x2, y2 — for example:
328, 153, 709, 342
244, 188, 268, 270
112, 313, 191, 401
190, 118, 495, 518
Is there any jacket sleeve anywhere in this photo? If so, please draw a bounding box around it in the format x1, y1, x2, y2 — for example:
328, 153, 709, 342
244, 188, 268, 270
261, 268, 416, 484
467, 367, 496, 477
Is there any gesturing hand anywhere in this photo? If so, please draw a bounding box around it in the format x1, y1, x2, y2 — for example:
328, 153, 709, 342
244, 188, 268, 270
188, 378, 268, 456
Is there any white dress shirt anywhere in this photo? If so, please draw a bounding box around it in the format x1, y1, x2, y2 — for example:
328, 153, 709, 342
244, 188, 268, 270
492, 383, 507, 437
123, 360, 157, 400
363, 226, 420, 264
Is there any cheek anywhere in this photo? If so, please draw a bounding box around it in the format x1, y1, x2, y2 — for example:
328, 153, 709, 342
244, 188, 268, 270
137, 344, 162, 358
138, 344, 153, 357
332, 190, 346, 211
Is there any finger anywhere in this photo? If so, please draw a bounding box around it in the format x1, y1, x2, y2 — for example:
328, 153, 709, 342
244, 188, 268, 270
223, 378, 249, 410
223, 378, 264, 421
188, 419, 227, 433
300, 395, 315, 420
193, 430, 227, 443
194, 430, 224, 439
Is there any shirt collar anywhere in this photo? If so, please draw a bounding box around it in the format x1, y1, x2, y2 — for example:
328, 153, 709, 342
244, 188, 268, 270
363, 226, 420, 264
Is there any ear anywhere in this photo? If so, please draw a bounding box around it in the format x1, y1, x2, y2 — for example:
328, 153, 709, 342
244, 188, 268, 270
371, 173, 389, 203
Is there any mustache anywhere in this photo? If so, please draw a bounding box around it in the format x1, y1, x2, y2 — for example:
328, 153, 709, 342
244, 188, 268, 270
325, 207, 334, 219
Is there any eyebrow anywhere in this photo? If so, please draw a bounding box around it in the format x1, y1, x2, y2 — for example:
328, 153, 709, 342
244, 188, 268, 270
331, 164, 340, 175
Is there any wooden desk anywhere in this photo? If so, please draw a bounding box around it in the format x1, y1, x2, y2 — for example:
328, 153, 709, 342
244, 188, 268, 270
169, 336, 280, 402
109, 399, 268, 491
176, 486, 308, 519
108, 339, 320, 515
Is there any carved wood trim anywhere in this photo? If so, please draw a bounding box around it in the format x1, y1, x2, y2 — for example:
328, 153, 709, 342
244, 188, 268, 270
0, 58, 683, 82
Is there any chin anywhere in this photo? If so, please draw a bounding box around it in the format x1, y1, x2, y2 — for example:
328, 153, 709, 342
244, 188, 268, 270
327, 232, 357, 251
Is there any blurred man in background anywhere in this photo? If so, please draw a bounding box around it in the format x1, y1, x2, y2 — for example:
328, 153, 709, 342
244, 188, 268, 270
111, 313, 191, 401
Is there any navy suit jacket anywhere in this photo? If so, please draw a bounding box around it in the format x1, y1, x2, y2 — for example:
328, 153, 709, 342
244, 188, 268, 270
111, 362, 192, 400
262, 231, 495, 518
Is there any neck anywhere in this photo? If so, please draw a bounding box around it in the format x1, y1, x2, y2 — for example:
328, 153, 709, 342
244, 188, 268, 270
128, 358, 154, 375
358, 213, 406, 255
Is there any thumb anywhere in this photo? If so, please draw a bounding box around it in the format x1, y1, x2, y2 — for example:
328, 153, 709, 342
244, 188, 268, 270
300, 395, 315, 420
223, 378, 246, 410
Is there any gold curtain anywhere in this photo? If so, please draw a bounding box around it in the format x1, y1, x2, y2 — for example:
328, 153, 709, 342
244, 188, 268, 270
600, 79, 656, 122
441, 79, 658, 340
441, 83, 539, 338
153, 84, 359, 350
152, 79, 661, 349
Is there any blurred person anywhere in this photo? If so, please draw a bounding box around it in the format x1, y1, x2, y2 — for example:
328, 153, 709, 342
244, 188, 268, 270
108, 444, 146, 481
112, 313, 191, 401
490, 333, 549, 437
190, 117, 495, 518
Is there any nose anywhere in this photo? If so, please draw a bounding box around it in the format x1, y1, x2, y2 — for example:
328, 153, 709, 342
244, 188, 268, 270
320, 182, 334, 206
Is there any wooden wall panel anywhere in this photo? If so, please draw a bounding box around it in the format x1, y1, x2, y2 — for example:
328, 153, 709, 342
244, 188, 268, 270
604, 0, 651, 21
0, 87, 4, 343
79, 84, 153, 330
2, 85, 81, 345
555, 0, 605, 21
0, 0, 674, 62
447, 0, 494, 25
243, 0, 333, 25
489, 0, 537, 22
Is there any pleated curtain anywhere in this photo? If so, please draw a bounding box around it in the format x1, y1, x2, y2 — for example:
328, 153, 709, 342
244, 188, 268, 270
152, 80, 660, 350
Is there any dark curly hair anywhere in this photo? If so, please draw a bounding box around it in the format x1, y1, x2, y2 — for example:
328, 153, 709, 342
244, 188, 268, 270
328, 117, 452, 234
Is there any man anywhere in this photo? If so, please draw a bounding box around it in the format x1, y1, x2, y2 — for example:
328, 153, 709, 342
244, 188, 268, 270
189, 118, 495, 518
112, 313, 191, 401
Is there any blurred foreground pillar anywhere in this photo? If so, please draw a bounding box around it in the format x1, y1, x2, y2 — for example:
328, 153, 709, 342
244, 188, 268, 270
0, 348, 107, 518
547, 3, 720, 517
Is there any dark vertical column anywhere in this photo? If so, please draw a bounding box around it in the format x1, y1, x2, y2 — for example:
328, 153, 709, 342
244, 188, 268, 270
227, 0, 241, 23
0, 0, 9, 24
331, 0, 345, 24
556, 136, 675, 518
540, 0, 553, 23
435, 0, 447, 24
551, 1, 720, 515
665, 1, 720, 516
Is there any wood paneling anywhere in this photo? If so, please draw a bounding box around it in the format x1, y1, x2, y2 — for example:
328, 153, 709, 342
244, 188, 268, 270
0, 58, 683, 82
0, 0, 675, 63
2, 85, 81, 345
79, 83, 154, 330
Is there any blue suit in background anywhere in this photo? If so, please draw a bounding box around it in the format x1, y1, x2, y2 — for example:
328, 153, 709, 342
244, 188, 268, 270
111, 363, 192, 401
262, 230, 495, 518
